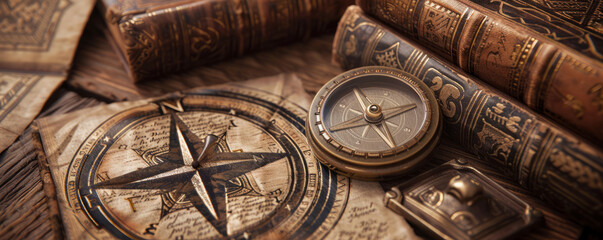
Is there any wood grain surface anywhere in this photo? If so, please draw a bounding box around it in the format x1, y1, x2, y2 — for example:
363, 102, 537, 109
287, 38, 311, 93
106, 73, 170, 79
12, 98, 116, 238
0, 13, 586, 240
0, 90, 103, 239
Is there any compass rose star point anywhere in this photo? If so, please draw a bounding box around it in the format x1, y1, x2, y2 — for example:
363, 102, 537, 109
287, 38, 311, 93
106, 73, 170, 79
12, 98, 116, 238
92, 113, 287, 236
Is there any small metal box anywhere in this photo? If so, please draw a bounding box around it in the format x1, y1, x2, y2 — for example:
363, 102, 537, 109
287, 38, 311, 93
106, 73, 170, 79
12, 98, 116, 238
384, 159, 541, 239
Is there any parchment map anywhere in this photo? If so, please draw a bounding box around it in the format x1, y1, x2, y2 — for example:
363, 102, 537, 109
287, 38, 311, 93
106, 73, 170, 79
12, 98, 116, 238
0, 72, 64, 153
0, 73, 41, 121
36, 76, 418, 239
0, 0, 71, 51
0, 0, 95, 154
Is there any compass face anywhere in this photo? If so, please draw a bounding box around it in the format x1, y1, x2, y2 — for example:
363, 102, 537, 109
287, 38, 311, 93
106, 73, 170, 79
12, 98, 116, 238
66, 90, 349, 239
322, 75, 428, 152
307, 67, 442, 180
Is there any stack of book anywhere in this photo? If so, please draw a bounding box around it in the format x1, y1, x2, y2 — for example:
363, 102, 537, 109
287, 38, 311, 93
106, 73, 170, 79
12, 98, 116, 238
331, 1, 603, 229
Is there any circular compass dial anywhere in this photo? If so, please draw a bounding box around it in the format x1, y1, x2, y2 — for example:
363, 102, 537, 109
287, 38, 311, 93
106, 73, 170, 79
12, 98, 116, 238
66, 89, 350, 239
306, 66, 442, 180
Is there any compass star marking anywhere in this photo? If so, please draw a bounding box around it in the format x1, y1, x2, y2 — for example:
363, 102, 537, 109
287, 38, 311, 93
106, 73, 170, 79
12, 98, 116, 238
92, 114, 287, 236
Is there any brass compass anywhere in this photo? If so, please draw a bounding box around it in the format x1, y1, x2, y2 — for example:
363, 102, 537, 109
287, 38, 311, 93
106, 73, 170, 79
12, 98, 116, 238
306, 66, 442, 180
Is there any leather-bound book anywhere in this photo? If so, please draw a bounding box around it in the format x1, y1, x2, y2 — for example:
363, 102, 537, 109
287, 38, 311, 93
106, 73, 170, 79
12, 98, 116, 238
333, 6, 603, 228
98, 0, 353, 82
356, 0, 603, 143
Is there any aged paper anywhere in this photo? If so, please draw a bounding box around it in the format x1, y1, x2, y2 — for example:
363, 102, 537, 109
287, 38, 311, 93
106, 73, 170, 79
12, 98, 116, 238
36, 74, 418, 239
0, 73, 62, 151
0, 0, 95, 73
0, 0, 95, 153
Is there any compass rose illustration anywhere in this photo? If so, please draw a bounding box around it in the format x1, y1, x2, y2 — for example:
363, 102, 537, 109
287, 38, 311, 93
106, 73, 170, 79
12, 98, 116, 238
69, 91, 349, 239
92, 113, 287, 236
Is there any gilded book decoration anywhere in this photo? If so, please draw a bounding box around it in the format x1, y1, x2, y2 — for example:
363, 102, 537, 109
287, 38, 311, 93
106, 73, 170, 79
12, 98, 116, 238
34, 76, 418, 239
0, 0, 95, 154
332, 6, 603, 229
468, 0, 602, 59
357, 0, 603, 144
518, 0, 602, 31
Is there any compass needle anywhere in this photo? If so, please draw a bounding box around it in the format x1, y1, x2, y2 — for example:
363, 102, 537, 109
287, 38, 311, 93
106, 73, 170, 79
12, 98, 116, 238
329, 115, 367, 131
382, 103, 417, 120
352, 87, 372, 110
386, 121, 399, 128
361, 125, 370, 137
348, 108, 362, 115
370, 124, 396, 148
380, 123, 396, 148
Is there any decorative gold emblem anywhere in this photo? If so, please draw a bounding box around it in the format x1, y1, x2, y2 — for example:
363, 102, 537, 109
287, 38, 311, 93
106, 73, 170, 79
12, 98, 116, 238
374, 43, 402, 68
305, 66, 442, 180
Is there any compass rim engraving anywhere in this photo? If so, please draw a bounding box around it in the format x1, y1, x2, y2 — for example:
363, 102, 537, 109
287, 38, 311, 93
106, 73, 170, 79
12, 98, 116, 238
307, 120, 441, 180
306, 66, 442, 180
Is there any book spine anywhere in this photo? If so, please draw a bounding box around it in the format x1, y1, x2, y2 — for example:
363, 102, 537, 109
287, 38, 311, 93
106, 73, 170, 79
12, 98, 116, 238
101, 0, 352, 82
356, 0, 603, 143
333, 6, 603, 228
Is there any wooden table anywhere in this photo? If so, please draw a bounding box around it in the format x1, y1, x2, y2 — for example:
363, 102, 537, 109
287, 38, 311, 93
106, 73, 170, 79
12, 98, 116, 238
0, 13, 584, 239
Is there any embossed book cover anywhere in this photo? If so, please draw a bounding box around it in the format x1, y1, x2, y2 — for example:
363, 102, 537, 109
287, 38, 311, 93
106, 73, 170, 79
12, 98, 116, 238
0, 0, 95, 153
34, 75, 419, 239
332, 6, 603, 229
356, 0, 603, 144
98, 0, 353, 81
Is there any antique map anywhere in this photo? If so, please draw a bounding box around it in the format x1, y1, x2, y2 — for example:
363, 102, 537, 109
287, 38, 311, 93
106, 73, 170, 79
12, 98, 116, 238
0, 73, 62, 153
35, 75, 418, 239
0, 0, 95, 153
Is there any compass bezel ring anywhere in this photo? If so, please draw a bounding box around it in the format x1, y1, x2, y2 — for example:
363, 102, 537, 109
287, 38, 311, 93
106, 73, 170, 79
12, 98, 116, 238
306, 66, 442, 181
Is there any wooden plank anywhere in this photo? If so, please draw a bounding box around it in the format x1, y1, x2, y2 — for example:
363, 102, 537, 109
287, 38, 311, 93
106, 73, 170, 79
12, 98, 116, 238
0, 90, 103, 239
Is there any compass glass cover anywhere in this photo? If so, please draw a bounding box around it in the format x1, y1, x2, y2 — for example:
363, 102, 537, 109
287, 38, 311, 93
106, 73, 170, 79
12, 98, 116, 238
321, 75, 428, 152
